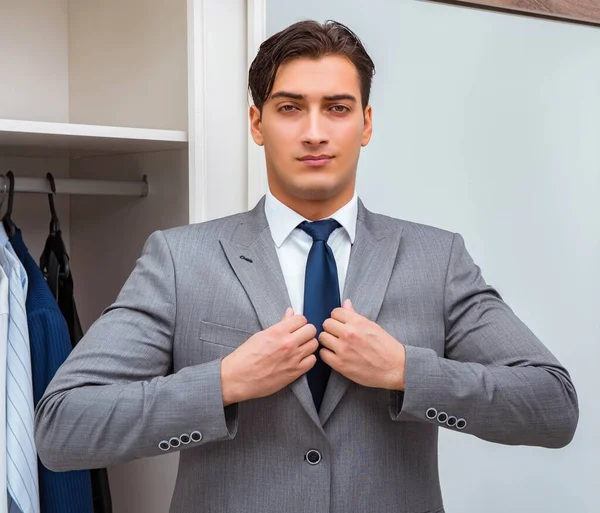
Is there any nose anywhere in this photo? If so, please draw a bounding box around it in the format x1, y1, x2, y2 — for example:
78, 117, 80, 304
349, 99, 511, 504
302, 110, 329, 146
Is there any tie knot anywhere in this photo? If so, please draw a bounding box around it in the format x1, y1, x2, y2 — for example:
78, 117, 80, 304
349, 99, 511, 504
298, 219, 341, 242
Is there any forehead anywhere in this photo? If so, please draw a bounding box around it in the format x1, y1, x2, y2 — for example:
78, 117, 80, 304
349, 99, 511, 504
270, 55, 360, 99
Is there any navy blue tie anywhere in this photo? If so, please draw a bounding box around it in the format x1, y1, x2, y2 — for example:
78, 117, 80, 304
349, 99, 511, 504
298, 218, 342, 413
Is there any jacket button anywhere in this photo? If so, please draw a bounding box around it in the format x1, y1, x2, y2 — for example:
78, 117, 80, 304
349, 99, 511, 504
180, 433, 191, 444
446, 416, 457, 427
169, 437, 181, 448
456, 418, 467, 430
158, 440, 170, 451
305, 449, 322, 465
190, 430, 203, 442
437, 411, 448, 423
426, 407, 438, 420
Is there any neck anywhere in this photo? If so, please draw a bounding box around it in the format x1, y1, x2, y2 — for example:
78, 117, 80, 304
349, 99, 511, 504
269, 186, 354, 221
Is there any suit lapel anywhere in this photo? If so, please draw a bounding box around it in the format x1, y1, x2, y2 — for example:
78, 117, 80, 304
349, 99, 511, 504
220, 196, 403, 429
318, 199, 403, 426
220, 197, 323, 430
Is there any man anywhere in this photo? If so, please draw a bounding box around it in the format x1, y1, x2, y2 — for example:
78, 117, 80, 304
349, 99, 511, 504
35, 20, 579, 513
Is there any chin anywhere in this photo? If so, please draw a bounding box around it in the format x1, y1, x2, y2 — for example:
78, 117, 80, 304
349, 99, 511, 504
290, 180, 345, 201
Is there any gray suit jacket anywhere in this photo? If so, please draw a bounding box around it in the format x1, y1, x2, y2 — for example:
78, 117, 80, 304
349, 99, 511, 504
34, 196, 579, 513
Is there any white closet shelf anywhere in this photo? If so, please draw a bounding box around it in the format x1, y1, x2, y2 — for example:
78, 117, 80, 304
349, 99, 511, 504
0, 118, 188, 158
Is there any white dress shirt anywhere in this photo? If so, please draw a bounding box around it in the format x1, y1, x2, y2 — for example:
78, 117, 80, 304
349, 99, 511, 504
264, 188, 357, 315
0, 264, 8, 510
1, 226, 40, 513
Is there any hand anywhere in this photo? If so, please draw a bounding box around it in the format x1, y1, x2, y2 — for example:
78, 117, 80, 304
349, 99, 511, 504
221, 308, 318, 405
319, 299, 406, 391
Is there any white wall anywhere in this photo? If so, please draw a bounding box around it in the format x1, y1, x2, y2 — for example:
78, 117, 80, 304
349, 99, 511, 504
0, 0, 70, 123
68, 0, 188, 130
267, 1, 598, 512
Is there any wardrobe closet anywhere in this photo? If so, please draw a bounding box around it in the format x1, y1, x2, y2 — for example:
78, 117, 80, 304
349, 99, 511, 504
1, 0, 250, 511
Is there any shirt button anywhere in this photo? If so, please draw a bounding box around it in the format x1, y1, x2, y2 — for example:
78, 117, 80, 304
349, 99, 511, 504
305, 449, 322, 465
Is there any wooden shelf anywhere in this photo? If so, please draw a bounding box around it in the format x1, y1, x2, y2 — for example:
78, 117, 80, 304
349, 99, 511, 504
0, 119, 188, 158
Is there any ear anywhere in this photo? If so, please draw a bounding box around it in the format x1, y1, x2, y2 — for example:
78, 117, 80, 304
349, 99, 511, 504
361, 105, 373, 147
249, 105, 264, 146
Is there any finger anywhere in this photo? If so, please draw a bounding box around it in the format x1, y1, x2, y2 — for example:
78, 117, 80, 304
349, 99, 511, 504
322, 317, 344, 338
342, 299, 355, 311
299, 337, 319, 360
299, 352, 318, 371
318, 330, 339, 353
280, 314, 308, 333
282, 307, 294, 319
331, 307, 351, 323
319, 347, 337, 367
291, 322, 317, 343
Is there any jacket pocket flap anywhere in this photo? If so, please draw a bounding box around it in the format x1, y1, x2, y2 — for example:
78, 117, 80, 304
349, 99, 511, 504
199, 320, 254, 348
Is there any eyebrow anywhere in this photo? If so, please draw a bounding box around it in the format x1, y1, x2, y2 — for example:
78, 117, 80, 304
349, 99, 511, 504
269, 91, 358, 103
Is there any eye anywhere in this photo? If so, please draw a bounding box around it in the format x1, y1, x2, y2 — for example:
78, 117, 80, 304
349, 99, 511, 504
330, 105, 350, 113
278, 105, 298, 112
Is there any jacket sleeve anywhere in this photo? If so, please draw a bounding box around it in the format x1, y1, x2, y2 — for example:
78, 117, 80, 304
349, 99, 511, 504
34, 230, 238, 472
389, 232, 579, 449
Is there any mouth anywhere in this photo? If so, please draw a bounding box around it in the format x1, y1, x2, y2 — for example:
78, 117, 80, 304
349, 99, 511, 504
298, 156, 335, 167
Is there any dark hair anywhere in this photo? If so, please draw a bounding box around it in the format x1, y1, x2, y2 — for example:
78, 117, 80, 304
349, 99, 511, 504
248, 19, 375, 116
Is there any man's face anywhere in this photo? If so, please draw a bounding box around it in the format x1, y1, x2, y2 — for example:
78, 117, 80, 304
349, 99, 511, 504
250, 55, 373, 206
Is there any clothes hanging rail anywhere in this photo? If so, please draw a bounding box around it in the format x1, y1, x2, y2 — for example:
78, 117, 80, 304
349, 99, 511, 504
0, 174, 149, 197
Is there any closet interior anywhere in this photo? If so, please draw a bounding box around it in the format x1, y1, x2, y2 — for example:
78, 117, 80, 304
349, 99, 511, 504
1, 1, 191, 511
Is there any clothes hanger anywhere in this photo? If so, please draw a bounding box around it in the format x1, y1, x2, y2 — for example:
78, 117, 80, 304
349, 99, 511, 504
39, 172, 70, 281
46, 172, 61, 233
1, 171, 18, 238
0, 173, 7, 212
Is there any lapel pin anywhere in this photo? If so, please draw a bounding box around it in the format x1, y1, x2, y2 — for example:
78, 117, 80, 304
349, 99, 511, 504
240, 255, 253, 263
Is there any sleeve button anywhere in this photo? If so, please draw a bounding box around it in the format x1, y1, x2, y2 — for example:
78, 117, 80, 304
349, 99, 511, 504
426, 408, 438, 420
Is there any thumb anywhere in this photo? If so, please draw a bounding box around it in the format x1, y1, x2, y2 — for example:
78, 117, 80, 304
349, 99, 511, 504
342, 299, 355, 311
283, 307, 294, 319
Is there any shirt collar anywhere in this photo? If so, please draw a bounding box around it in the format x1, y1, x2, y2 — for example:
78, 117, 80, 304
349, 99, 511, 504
265, 188, 357, 248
